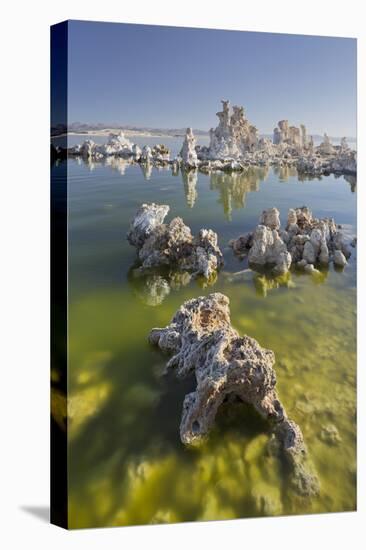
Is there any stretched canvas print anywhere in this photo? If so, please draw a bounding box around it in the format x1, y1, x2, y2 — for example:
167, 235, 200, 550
51, 20, 357, 529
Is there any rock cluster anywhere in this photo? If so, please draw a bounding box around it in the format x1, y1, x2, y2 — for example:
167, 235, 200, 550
297, 140, 357, 177
63, 101, 356, 176
70, 131, 135, 159
230, 206, 354, 274
127, 203, 223, 280
149, 293, 319, 496
69, 131, 171, 166
273, 120, 309, 150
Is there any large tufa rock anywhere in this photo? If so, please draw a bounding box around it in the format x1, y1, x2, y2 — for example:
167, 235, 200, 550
273, 120, 307, 150
98, 132, 134, 157
230, 206, 354, 273
207, 100, 259, 159
149, 293, 319, 496
127, 203, 223, 280
180, 128, 198, 168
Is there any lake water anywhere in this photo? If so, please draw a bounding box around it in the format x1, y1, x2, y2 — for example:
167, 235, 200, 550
52, 148, 356, 528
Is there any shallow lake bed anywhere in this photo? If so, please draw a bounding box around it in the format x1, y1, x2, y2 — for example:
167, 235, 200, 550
54, 157, 356, 528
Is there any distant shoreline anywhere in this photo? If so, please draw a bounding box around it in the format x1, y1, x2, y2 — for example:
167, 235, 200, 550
51, 129, 356, 142
51, 129, 208, 139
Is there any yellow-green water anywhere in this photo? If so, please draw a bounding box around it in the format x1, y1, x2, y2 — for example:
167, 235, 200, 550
53, 156, 356, 528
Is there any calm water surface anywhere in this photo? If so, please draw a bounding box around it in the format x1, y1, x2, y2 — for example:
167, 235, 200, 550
52, 152, 356, 528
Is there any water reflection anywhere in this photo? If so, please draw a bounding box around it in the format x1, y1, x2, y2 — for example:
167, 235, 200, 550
127, 264, 216, 306
223, 265, 329, 298
272, 164, 298, 181
181, 169, 198, 208
344, 174, 356, 193
140, 162, 153, 180
69, 156, 357, 212
209, 167, 269, 220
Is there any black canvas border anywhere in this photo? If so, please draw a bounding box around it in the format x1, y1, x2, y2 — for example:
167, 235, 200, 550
50, 20, 68, 530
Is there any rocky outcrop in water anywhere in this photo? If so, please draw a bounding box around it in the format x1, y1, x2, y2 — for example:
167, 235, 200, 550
180, 128, 199, 169
273, 120, 309, 150
149, 293, 319, 496
127, 203, 223, 280
205, 100, 259, 159
317, 133, 335, 156
65, 101, 356, 176
68, 132, 171, 166
230, 206, 355, 274
70, 132, 135, 159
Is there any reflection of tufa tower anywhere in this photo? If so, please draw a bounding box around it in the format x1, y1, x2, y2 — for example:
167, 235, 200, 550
209, 166, 268, 220
181, 169, 198, 208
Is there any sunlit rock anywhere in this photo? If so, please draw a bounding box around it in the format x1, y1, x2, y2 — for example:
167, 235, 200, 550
151, 144, 170, 163
132, 143, 141, 160
149, 293, 319, 496
66, 101, 356, 176
207, 100, 259, 159
127, 202, 170, 247
273, 120, 305, 151
333, 249, 347, 268
80, 139, 96, 158
317, 133, 335, 155
248, 226, 292, 275
180, 127, 198, 168
260, 207, 281, 230
230, 206, 355, 275
98, 131, 134, 157
140, 145, 152, 163
127, 203, 223, 280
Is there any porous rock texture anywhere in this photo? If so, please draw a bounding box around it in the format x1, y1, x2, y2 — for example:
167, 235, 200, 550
127, 203, 223, 280
149, 293, 319, 496
230, 206, 354, 275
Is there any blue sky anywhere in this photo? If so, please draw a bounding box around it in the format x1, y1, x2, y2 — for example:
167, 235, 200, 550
67, 20, 357, 136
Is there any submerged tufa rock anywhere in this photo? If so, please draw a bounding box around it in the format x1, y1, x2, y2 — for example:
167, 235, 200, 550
127, 203, 223, 280
149, 293, 319, 496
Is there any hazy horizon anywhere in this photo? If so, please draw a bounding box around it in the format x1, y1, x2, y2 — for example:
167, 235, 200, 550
66, 21, 357, 137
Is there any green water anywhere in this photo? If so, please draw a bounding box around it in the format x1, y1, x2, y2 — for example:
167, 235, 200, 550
55, 156, 356, 528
